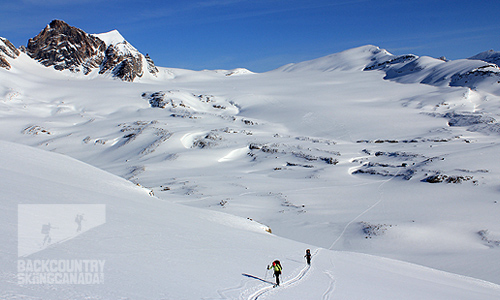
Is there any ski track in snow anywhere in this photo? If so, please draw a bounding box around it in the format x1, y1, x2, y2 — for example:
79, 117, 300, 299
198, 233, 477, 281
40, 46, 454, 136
322, 268, 336, 300
209, 279, 249, 300
212, 167, 397, 299
328, 169, 400, 250
245, 249, 321, 300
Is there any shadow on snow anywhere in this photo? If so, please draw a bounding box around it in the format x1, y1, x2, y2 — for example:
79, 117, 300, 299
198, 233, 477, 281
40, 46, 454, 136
242, 273, 275, 285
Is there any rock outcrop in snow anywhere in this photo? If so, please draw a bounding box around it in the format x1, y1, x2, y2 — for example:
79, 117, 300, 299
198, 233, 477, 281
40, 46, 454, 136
25, 20, 158, 82
0, 37, 20, 70
99, 42, 144, 81
145, 54, 159, 76
95, 29, 158, 81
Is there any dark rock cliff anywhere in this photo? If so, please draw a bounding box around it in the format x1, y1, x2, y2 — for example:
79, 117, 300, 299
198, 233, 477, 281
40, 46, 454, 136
25, 19, 158, 82
26, 20, 106, 74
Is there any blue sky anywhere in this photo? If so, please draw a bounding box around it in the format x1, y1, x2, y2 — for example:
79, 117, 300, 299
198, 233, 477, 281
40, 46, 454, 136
1, 0, 499, 72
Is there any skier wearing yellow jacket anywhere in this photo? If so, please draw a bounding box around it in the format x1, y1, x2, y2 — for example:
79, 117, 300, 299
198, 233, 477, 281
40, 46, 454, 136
268, 260, 282, 287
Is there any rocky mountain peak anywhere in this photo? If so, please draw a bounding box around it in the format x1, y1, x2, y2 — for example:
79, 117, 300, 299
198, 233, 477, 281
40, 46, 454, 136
26, 19, 106, 74
25, 20, 158, 81
0, 37, 20, 70
47, 19, 71, 30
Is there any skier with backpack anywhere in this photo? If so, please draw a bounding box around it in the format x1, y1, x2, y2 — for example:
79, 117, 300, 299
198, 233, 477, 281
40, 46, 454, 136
305, 249, 312, 265
267, 260, 282, 287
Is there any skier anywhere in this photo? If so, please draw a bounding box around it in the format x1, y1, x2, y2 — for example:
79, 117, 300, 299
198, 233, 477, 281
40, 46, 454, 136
305, 249, 312, 265
268, 260, 282, 287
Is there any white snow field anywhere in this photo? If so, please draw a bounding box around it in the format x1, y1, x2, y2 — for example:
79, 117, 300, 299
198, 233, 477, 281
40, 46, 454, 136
1, 41, 500, 299
1, 141, 499, 300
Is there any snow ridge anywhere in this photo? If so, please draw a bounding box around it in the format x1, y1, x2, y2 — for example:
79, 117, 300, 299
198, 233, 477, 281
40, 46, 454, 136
273, 45, 500, 95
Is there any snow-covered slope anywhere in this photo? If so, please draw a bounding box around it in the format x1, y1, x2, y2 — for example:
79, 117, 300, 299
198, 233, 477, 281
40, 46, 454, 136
1, 29, 500, 298
275, 45, 392, 72
93, 30, 128, 48
1, 140, 499, 299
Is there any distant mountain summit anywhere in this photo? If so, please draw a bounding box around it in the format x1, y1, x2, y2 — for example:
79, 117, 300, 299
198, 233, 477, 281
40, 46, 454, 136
276, 45, 392, 72
362, 48, 500, 93
469, 50, 500, 66
276, 45, 500, 95
25, 19, 158, 82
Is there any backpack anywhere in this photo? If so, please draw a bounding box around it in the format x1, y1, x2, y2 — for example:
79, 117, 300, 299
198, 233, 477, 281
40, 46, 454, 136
272, 260, 282, 272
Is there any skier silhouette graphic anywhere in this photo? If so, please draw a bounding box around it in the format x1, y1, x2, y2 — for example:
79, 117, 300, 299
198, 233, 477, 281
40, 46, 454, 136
75, 214, 85, 232
41, 222, 54, 246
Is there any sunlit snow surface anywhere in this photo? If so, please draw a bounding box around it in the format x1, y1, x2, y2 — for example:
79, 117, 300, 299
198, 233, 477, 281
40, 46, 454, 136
1, 45, 500, 299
